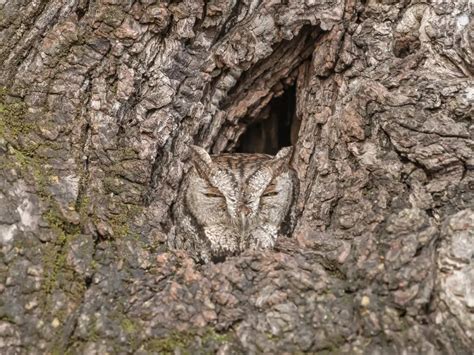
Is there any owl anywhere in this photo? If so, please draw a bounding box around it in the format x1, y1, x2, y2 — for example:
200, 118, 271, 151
170, 145, 296, 263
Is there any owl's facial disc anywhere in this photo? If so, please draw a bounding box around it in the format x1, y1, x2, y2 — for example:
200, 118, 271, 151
189, 145, 292, 238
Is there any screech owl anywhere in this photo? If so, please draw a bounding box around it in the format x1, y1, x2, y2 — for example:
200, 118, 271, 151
170, 145, 296, 263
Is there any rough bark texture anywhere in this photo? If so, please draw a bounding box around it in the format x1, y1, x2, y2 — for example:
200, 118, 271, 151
0, 0, 473, 353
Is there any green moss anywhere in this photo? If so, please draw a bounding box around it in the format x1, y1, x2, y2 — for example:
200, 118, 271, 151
0, 313, 15, 324
45, 205, 81, 236
206, 330, 230, 343
101, 6, 126, 27
42, 244, 62, 294
108, 203, 142, 238
1, 88, 143, 336
3, 143, 78, 297
50, 347, 65, 355
144, 328, 231, 354
145, 335, 191, 354
121, 318, 137, 334
77, 195, 91, 223
0, 87, 32, 142
114, 147, 139, 161
88, 322, 101, 342
3, 129, 80, 296
265, 331, 277, 340
0, 87, 36, 171
0, 89, 85, 298
41, 220, 83, 299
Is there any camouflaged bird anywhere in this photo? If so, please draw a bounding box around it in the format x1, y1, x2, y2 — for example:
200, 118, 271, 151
170, 145, 296, 263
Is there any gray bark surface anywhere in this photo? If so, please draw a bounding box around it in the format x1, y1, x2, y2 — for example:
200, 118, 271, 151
0, 0, 473, 353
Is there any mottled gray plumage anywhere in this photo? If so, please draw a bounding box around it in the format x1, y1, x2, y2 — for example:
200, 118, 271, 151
171, 145, 296, 262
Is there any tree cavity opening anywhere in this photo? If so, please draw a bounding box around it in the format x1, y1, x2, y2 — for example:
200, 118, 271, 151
235, 83, 299, 155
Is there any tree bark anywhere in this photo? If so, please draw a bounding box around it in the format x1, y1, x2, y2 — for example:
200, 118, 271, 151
0, 0, 473, 353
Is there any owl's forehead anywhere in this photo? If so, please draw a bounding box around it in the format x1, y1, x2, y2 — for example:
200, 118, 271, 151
212, 154, 272, 181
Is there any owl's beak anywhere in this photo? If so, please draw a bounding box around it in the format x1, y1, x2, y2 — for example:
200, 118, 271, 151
239, 206, 251, 232
240, 212, 247, 232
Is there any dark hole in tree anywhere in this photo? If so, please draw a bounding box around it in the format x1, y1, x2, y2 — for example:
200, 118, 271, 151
235, 83, 298, 155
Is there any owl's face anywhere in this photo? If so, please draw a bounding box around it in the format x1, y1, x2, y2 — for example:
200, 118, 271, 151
185, 145, 294, 255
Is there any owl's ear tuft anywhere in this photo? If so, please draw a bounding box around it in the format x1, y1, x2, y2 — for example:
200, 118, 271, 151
267, 146, 293, 176
274, 146, 293, 160
189, 145, 213, 178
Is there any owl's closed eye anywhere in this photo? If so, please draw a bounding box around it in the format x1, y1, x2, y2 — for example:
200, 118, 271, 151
203, 187, 224, 198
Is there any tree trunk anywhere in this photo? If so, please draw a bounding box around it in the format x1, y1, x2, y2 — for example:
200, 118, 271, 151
1, 0, 473, 353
